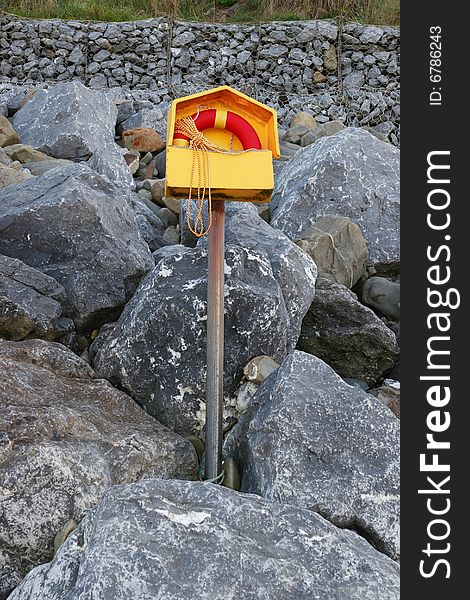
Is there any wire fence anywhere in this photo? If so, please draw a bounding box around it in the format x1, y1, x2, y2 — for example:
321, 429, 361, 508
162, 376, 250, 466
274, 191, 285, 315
0, 11, 400, 143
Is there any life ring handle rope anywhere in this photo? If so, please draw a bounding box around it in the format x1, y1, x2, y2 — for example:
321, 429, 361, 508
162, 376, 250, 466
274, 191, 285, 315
172, 108, 262, 237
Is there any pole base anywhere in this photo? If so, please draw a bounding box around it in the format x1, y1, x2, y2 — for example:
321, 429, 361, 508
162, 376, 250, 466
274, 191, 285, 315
196, 457, 240, 490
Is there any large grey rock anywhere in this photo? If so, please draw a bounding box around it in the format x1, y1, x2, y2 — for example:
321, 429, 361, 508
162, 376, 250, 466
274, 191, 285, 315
155, 148, 166, 178
0, 164, 154, 331
225, 351, 400, 560
92, 241, 308, 436
298, 278, 399, 384
216, 202, 317, 344
271, 128, 400, 268
12, 81, 117, 159
9, 480, 400, 600
0, 254, 73, 341
87, 143, 135, 190
279, 138, 301, 159
0, 340, 197, 599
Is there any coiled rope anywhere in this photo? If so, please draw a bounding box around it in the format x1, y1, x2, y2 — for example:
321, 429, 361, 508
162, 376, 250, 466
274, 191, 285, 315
173, 108, 252, 237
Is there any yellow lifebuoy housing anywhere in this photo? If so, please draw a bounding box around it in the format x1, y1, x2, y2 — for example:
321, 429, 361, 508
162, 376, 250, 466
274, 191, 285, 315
165, 86, 280, 204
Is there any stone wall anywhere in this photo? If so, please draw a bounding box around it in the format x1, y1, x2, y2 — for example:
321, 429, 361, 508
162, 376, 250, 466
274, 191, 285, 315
0, 12, 400, 142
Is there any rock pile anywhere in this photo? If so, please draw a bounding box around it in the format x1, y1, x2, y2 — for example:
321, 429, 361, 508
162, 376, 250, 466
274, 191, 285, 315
8, 480, 400, 600
0, 80, 400, 599
0, 339, 197, 596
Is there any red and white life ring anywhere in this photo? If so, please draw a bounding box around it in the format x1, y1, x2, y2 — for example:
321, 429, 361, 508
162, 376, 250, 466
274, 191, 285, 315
173, 109, 262, 150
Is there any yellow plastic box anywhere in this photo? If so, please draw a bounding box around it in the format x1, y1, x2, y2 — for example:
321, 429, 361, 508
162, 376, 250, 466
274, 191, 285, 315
165, 86, 280, 203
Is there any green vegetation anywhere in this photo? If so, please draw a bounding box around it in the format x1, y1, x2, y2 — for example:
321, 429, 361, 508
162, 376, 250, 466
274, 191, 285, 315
1, 0, 400, 26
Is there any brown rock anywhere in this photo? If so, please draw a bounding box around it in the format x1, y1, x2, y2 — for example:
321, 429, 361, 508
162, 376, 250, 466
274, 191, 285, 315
313, 71, 327, 83
0, 148, 11, 166
123, 151, 140, 174
370, 383, 400, 418
9, 161, 23, 172
122, 127, 165, 153
149, 178, 166, 204
0, 163, 33, 189
323, 47, 338, 72
243, 355, 279, 385
296, 215, 368, 288
290, 111, 317, 130
3, 144, 50, 163
0, 115, 20, 148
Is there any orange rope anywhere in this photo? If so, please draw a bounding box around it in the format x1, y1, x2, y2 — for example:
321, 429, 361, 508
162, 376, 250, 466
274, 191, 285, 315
174, 112, 251, 237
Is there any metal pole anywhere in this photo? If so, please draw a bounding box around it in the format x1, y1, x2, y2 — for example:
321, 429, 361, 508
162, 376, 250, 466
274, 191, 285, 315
205, 200, 225, 481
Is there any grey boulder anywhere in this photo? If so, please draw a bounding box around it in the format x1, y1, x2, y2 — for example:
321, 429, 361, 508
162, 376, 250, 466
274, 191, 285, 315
87, 143, 135, 190
0, 254, 73, 341
0, 339, 197, 599
362, 276, 400, 320
298, 278, 399, 384
225, 351, 400, 560
92, 241, 306, 436
12, 81, 117, 159
129, 196, 168, 252
0, 164, 154, 331
180, 202, 318, 355
271, 128, 400, 268
211, 203, 317, 346
119, 106, 167, 139
9, 480, 400, 600
279, 139, 301, 159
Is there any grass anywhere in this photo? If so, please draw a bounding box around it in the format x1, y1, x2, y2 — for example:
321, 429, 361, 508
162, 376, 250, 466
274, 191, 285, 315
0, 0, 400, 25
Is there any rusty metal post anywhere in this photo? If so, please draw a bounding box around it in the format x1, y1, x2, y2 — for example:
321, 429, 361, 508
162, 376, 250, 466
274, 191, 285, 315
205, 200, 225, 481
